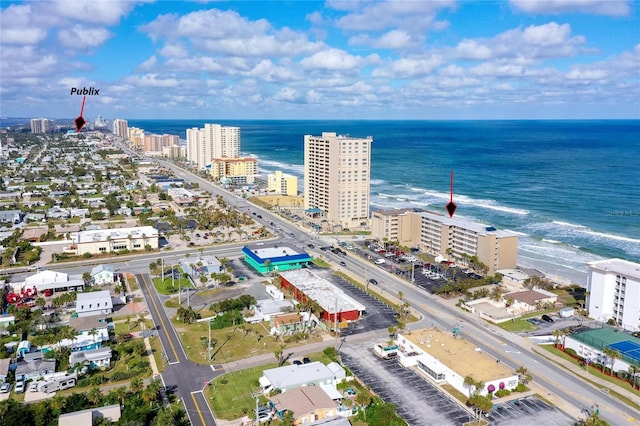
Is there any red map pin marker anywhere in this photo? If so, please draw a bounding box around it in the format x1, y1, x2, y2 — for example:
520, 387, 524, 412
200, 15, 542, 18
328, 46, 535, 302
446, 170, 457, 218
75, 96, 87, 132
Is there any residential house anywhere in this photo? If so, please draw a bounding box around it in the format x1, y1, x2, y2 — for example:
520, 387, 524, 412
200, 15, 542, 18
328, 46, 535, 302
47, 207, 70, 219
15, 359, 56, 381
180, 255, 222, 279
0, 209, 22, 225
57, 316, 110, 351
75, 290, 113, 317
269, 386, 338, 425
69, 347, 112, 369
504, 289, 558, 313
69, 208, 90, 218
259, 361, 346, 394
0, 358, 10, 383
91, 265, 114, 285
0, 314, 15, 330
58, 404, 121, 426
247, 299, 296, 323
270, 312, 304, 336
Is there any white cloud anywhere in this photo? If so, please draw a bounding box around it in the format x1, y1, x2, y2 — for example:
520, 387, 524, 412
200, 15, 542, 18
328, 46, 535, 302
300, 48, 364, 71
136, 56, 158, 72
332, 0, 455, 32
58, 25, 113, 49
510, 0, 632, 16
350, 29, 417, 50
455, 39, 493, 60
0, 4, 48, 45
158, 42, 189, 59
124, 74, 180, 88
51, 0, 138, 25
372, 55, 443, 78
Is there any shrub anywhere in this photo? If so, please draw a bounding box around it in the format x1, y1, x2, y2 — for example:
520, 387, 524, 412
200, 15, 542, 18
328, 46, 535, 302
564, 347, 577, 357
515, 383, 526, 392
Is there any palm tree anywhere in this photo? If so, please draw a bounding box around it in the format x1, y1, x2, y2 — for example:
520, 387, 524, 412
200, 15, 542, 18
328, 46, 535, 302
515, 366, 532, 385
89, 327, 99, 346
87, 387, 103, 406
603, 347, 621, 376
463, 375, 476, 397
552, 329, 562, 348
131, 377, 144, 393
628, 364, 640, 390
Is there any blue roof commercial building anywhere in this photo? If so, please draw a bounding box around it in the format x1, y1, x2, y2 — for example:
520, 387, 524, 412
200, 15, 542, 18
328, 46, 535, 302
242, 244, 312, 275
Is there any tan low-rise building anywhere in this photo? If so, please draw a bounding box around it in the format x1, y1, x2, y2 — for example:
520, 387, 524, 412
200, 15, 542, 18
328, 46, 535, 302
371, 208, 518, 275
269, 386, 338, 425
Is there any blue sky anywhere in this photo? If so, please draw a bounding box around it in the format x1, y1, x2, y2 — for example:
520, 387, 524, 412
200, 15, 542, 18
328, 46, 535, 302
1, 0, 638, 120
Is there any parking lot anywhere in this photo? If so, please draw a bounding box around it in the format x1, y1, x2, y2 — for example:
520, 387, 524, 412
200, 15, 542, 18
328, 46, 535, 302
340, 344, 574, 426
340, 344, 471, 426
311, 267, 399, 336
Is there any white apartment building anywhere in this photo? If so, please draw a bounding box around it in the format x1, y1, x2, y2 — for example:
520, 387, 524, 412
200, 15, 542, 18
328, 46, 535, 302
267, 170, 298, 196
30, 118, 51, 134
587, 258, 640, 331
187, 124, 240, 170
112, 119, 128, 138
304, 132, 372, 229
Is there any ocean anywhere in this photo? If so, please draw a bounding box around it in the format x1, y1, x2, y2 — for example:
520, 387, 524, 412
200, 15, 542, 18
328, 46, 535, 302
130, 119, 640, 285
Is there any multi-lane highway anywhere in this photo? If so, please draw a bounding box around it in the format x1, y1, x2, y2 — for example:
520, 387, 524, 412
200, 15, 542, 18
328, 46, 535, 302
28, 144, 635, 425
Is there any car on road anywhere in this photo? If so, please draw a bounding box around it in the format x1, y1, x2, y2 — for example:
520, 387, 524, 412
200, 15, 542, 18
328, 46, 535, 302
257, 215, 263, 219
307, 243, 315, 249
541, 314, 555, 323
0, 383, 10, 393
368, 278, 378, 285
320, 246, 331, 251
14, 381, 25, 394
340, 261, 347, 267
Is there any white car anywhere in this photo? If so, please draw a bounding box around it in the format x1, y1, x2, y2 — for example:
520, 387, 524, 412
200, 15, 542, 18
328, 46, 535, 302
374, 258, 385, 265
0, 383, 10, 393
29, 382, 39, 392
14, 381, 25, 394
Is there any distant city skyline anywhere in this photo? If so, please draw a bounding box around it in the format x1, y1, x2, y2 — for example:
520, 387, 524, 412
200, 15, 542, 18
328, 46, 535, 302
1, 0, 638, 120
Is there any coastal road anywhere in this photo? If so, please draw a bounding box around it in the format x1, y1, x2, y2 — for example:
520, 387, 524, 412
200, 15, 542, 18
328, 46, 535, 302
137, 273, 218, 426
137, 150, 639, 424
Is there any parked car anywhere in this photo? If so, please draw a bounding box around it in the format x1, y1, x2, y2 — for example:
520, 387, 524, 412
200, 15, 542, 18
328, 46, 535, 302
14, 381, 25, 394
302, 357, 311, 364
374, 258, 385, 265
29, 382, 38, 392
293, 360, 302, 365
541, 314, 555, 323
0, 383, 10, 393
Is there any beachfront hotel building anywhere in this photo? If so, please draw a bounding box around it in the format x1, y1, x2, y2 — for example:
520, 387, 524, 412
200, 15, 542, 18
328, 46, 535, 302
128, 127, 145, 149
112, 119, 128, 138
587, 258, 640, 331
210, 157, 257, 184
186, 124, 240, 170
303, 132, 372, 230
267, 170, 298, 196
371, 208, 518, 275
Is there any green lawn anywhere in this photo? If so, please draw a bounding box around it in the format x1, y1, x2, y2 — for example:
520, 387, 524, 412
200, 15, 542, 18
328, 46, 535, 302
152, 276, 193, 295
205, 364, 277, 420
172, 319, 325, 364
149, 334, 167, 373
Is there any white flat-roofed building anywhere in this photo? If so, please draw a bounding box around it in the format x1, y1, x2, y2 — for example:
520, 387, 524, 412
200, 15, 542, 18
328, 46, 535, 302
23, 270, 85, 293
58, 404, 121, 426
279, 269, 366, 323
259, 361, 345, 394
587, 258, 640, 331
304, 132, 372, 230
247, 298, 297, 323
71, 226, 158, 255
396, 328, 519, 397
69, 347, 112, 369
75, 290, 113, 318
